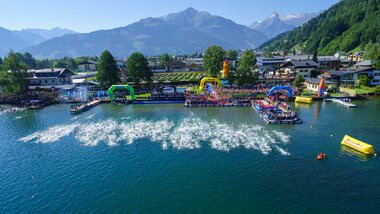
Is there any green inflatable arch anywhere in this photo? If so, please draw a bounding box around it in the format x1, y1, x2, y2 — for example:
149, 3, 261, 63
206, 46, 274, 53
108, 85, 135, 101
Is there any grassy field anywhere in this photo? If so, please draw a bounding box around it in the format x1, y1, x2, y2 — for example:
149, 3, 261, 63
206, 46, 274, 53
152, 71, 207, 83
329, 93, 345, 97
355, 88, 373, 94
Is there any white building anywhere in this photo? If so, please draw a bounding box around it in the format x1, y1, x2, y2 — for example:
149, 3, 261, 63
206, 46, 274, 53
78, 61, 97, 72
27, 68, 74, 90
279, 60, 319, 78
257, 57, 285, 72
304, 78, 337, 92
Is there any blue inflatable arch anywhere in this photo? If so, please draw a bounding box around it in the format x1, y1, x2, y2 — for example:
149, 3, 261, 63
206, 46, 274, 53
268, 86, 294, 97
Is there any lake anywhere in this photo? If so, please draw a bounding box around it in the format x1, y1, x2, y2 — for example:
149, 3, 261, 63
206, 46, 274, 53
1, 98, 380, 213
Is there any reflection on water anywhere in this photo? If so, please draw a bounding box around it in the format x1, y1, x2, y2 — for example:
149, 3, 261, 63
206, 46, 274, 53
294, 102, 312, 111
340, 145, 373, 161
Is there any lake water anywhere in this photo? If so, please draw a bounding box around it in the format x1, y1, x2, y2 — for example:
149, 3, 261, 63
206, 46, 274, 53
1, 98, 380, 213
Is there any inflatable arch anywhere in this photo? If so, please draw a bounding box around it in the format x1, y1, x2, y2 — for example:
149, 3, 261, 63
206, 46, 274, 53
199, 77, 222, 90
108, 85, 135, 101
268, 86, 294, 97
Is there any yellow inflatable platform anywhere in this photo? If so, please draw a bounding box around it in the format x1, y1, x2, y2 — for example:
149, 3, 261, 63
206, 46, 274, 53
341, 135, 375, 155
295, 96, 313, 104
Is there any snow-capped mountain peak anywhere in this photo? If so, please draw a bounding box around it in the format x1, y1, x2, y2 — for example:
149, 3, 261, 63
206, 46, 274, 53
250, 11, 321, 38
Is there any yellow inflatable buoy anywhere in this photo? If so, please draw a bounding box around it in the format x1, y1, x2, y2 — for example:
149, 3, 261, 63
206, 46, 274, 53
295, 96, 313, 104
341, 135, 375, 155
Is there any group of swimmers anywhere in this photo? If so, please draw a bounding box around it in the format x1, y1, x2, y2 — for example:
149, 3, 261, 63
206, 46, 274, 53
0, 106, 21, 113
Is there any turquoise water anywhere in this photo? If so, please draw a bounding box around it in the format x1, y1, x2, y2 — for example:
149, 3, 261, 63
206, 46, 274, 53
1, 98, 380, 213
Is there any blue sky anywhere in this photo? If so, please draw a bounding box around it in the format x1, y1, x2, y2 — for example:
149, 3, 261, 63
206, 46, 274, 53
0, 0, 339, 32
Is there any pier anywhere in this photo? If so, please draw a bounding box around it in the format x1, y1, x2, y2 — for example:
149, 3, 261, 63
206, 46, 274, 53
70, 100, 101, 114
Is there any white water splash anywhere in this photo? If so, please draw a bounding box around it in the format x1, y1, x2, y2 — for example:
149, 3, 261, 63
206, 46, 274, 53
86, 114, 95, 119
19, 117, 291, 155
0, 107, 25, 115
19, 123, 79, 144
273, 130, 290, 144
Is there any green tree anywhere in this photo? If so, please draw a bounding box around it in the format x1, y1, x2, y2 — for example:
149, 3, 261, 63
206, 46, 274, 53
203, 46, 225, 77
348, 59, 354, 67
159, 53, 172, 70
52, 60, 66, 68
126, 52, 151, 83
22, 52, 36, 69
0, 52, 29, 94
364, 43, 380, 69
36, 58, 53, 69
293, 74, 305, 87
52, 57, 78, 70
234, 50, 258, 85
310, 69, 320, 78
264, 49, 273, 58
225, 50, 238, 61
312, 49, 318, 62
358, 75, 370, 87
96, 50, 121, 87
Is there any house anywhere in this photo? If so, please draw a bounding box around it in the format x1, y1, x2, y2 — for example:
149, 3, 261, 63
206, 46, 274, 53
279, 60, 319, 78
27, 68, 75, 90
334, 51, 348, 60
148, 58, 160, 67
317, 56, 341, 69
257, 57, 285, 75
348, 51, 365, 62
371, 70, 380, 85
171, 60, 187, 71
304, 78, 337, 92
326, 61, 380, 86
184, 58, 204, 67
77, 61, 97, 72
72, 78, 100, 89
285, 55, 312, 61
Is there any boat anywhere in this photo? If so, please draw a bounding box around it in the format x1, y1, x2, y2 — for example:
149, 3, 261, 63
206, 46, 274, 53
70, 100, 100, 114
317, 153, 326, 160
252, 99, 277, 112
341, 135, 375, 155
260, 112, 303, 124
26, 100, 43, 109
295, 96, 313, 104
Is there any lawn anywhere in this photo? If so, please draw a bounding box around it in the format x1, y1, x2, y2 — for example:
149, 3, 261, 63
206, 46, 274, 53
355, 88, 374, 95
329, 93, 345, 97
152, 71, 207, 83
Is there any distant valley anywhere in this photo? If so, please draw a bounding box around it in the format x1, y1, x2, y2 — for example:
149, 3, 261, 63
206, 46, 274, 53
0, 27, 76, 57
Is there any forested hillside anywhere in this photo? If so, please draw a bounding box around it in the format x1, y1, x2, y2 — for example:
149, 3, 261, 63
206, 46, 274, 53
262, 0, 380, 55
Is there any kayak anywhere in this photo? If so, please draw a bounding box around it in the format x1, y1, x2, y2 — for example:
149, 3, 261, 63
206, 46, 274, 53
317, 153, 326, 160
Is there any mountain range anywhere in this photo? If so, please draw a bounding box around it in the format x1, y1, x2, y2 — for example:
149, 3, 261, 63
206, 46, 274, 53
250, 11, 321, 39
261, 0, 380, 55
0, 27, 76, 57
0, 7, 334, 58
21, 8, 268, 58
